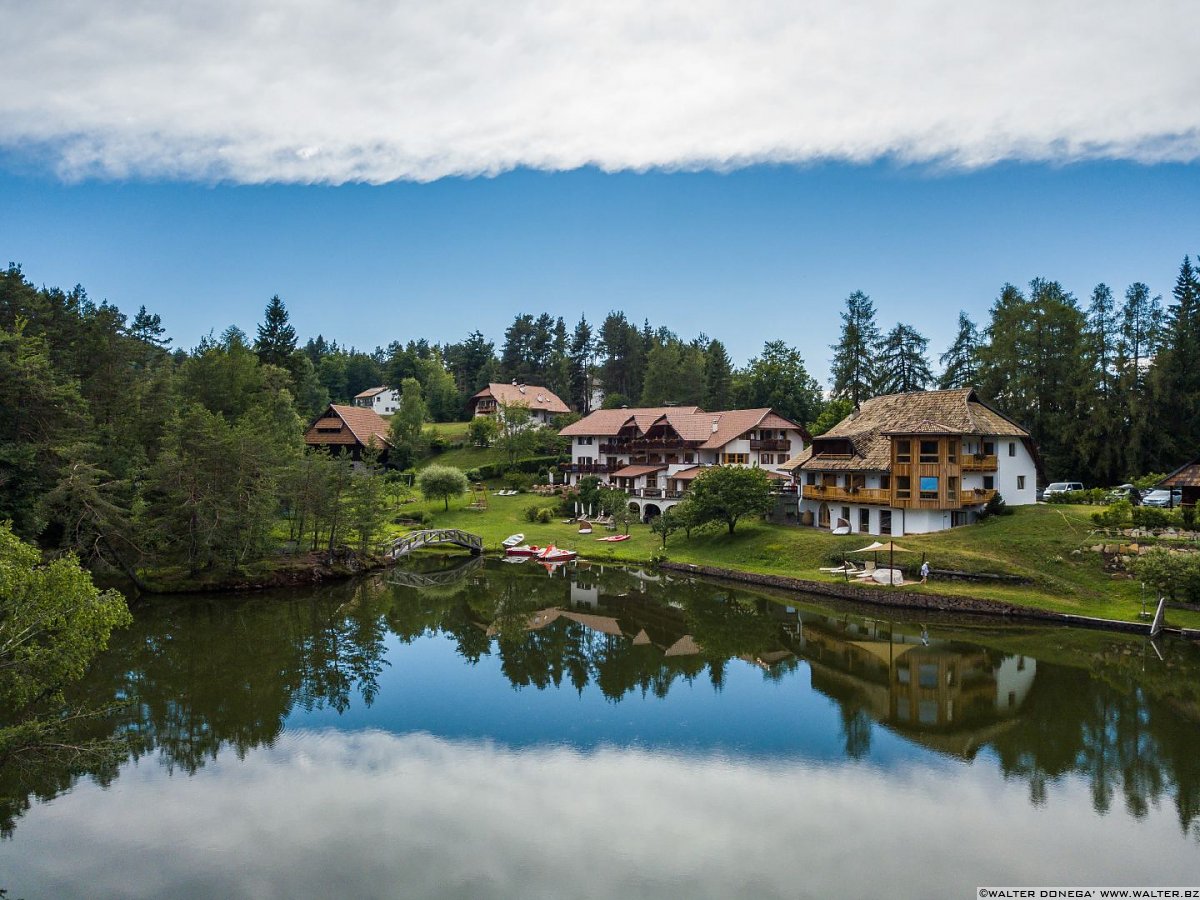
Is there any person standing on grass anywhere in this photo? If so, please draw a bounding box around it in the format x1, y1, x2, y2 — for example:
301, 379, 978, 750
920, 561, 930, 584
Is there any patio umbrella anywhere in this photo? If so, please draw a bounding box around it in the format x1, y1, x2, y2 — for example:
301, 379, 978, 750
851, 541, 915, 586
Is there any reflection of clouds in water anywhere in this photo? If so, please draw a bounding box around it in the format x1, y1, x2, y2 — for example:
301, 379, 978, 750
5, 730, 1195, 900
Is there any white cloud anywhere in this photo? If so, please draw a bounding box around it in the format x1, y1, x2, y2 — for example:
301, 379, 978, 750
3, 729, 1196, 898
1, 0, 1197, 183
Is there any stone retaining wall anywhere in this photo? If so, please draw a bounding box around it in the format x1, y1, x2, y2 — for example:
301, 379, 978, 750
660, 562, 1199, 639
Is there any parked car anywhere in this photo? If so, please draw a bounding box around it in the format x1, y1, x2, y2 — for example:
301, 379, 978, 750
1142, 488, 1183, 508
1104, 483, 1139, 504
1042, 482, 1084, 500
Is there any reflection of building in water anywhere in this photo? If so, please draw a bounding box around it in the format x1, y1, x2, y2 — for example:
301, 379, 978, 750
776, 610, 1036, 758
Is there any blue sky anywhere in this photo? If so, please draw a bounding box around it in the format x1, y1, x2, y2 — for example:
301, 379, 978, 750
4, 161, 1196, 384
2, 0, 1198, 385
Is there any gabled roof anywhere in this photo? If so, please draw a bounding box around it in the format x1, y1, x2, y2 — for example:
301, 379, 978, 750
1160, 457, 1200, 488
472, 382, 570, 414
304, 404, 392, 448
781, 389, 1029, 472
353, 386, 388, 399
558, 406, 808, 446
558, 407, 701, 437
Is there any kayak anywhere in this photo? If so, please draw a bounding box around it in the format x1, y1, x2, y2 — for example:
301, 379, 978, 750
595, 534, 631, 542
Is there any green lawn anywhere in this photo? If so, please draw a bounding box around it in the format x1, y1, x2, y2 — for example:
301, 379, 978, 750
390, 496, 1200, 629
415, 445, 509, 471
426, 421, 473, 440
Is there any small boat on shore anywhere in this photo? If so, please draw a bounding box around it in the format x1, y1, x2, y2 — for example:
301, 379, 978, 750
502, 533, 525, 549
536, 545, 578, 562
505, 544, 542, 557
595, 534, 630, 542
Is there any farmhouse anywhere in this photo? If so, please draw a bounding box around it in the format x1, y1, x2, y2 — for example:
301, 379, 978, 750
471, 382, 570, 426
1159, 457, 1200, 508
781, 388, 1037, 536
304, 404, 392, 463
352, 386, 400, 415
559, 406, 809, 521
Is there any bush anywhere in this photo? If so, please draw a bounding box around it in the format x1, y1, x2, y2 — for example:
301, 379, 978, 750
393, 509, 431, 526
536, 507, 554, 524
504, 471, 533, 492
524, 503, 543, 523
467, 417, 498, 448
1091, 500, 1133, 528
464, 468, 482, 483
427, 432, 449, 454
978, 492, 1011, 521
1183, 505, 1196, 528
1133, 549, 1200, 603
1047, 489, 1104, 505
1131, 506, 1178, 529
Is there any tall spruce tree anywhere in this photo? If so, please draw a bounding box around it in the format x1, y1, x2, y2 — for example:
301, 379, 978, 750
1077, 284, 1124, 484
1149, 257, 1200, 469
703, 338, 734, 410
1118, 282, 1163, 476
254, 295, 297, 368
829, 291, 881, 406
568, 315, 594, 412
937, 312, 982, 389
875, 323, 933, 395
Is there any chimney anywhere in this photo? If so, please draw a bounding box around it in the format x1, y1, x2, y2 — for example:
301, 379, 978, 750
711, 417, 720, 433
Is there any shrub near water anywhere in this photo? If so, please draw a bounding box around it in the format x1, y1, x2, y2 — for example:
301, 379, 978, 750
1134, 549, 1200, 604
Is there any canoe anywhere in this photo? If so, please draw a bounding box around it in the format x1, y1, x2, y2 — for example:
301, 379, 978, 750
502, 533, 526, 548
595, 534, 630, 542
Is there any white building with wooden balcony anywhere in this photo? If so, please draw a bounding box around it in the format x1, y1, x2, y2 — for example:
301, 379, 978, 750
780, 389, 1038, 536
559, 406, 810, 520
471, 382, 570, 427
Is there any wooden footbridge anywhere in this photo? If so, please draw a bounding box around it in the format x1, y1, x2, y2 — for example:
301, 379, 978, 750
388, 529, 483, 559
388, 555, 484, 588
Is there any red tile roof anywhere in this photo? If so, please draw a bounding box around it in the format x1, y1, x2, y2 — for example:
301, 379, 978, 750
611, 464, 668, 478
304, 404, 392, 449
559, 406, 808, 447
353, 386, 387, 399
472, 382, 570, 414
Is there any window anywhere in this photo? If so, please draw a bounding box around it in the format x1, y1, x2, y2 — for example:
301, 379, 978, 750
948, 442, 958, 464
880, 510, 892, 534
880, 474, 891, 490
859, 508, 870, 531
947, 476, 958, 501
806, 472, 816, 486
1017, 475, 1026, 490
983, 475, 995, 490
896, 476, 911, 499
983, 441, 995, 455
895, 440, 912, 463
684, 452, 694, 463
577, 436, 593, 446
919, 440, 939, 464
722, 452, 749, 465
919, 476, 939, 499
1008, 442, 1016, 457
760, 453, 774, 465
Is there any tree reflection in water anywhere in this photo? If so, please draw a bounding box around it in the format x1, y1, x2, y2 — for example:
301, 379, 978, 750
2, 559, 1200, 841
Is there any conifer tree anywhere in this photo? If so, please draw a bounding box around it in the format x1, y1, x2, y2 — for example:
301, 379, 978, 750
937, 312, 982, 389
703, 338, 734, 410
829, 291, 881, 406
875, 323, 933, 395
568, 315, 594, 412
1149, 257, 1200, 468
254, 295, 297, 368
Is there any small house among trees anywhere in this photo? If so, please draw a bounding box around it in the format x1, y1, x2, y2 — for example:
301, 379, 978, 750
1159, 458, 1200, 508
471, 381, 569, 426
304, 404, 393, 462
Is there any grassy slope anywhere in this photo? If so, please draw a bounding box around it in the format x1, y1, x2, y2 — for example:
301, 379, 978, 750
390, 496, 1200, 628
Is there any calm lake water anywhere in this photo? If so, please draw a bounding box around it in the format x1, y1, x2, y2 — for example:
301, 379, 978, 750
3, 558, 1200, 899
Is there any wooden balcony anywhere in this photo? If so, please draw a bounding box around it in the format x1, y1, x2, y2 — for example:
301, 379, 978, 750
804, 484, 891, 505
561, 462, 611, 475
750, 439, 792, 451
960, 455, 998, 472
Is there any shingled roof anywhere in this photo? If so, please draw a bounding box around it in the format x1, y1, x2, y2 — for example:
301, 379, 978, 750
304, 404, 392, 449
1160, 457, 1200, 489
559, 406, 808, 446
781, 389, 1028, 473
472, 382, 570, 414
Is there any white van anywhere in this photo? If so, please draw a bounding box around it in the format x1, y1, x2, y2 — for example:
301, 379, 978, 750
1042, 482, 1083, 500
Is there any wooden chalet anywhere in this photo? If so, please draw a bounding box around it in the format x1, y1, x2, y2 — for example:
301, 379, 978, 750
304, 404, 392, 462
1159, 457, 1200, 507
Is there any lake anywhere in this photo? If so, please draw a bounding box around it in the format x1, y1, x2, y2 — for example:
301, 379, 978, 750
3, 558, 1199, 898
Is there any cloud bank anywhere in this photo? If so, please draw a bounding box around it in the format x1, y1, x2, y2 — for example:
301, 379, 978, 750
2, 0, 1198, 183
4, 730, 1196, 898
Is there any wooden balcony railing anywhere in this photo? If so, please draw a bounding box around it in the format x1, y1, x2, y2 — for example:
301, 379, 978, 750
804, 484, 891, 505
750, 439, 792, 451
561, 463, 611, 475
960, 455, 998, 472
